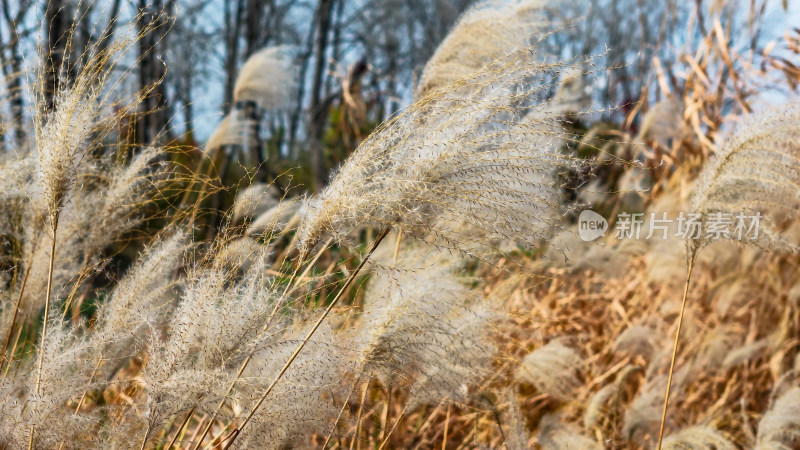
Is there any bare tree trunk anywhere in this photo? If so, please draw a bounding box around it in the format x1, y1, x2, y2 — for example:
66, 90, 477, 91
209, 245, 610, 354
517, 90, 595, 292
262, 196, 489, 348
0, 0, 30, 147
136, 0, 173, 147
43, 0, 72, 113
307, 0, 335, 190
223, 0, 245, 113
288, 10, 319, 157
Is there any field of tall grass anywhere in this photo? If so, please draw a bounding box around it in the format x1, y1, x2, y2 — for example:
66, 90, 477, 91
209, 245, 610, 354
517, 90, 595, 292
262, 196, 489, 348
0, 0, 799, 448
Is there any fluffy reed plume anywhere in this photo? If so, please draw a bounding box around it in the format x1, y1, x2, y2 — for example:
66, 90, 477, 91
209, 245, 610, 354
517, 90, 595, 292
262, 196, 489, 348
614, 323, 663, 361
232, 183, 280, 223
661, 425, 737, 450
756, 387, 800, 449
722, 338, 770, 369
205, 46, 297, 153
137, 243, 352, 448
692, 323, 743, 370
234, 323, 350, 448
624, 369, 689, 443
204, 113, 258, 152
233, 46, 297, 108
502, 389, 529, 450
516, 338, 582, 402
690, 101, 800, 253
537, 414, 601, 450
296, 45, 585, 260
659, 101, 800, 448
583, 364, 642, 431
0, 232, 188, 448
13, 145, 172, 331
0, 323, 101, 448
415, 0, 548, 99
14, 17, 166, 446
90, 232, 187, 360
637, 97, 691, 148
357, 249, 494, 408
246, 197, 302, 237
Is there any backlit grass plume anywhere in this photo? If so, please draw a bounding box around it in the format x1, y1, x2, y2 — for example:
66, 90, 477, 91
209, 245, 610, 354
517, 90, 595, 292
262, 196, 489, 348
296, 46, 585, 260
756, 387, 800, 449
661, 425, 737, 450
658, 101, 800, 448
415, 0, 549, 99
357, 249, 494, 408
233, 46, 297, 109
690, 101, 800, 253
516, 338, 583, 402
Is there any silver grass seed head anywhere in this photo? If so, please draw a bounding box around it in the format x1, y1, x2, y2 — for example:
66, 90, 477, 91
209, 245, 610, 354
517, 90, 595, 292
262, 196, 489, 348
296, 47, 586, 260
690, 101, 800, 254
661, 426, 738, 450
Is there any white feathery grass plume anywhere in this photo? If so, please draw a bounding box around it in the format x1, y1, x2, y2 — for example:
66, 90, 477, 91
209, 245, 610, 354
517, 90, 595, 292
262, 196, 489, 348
516, 338, 582, 402
0, 322, 103, 448
214, 237, 270, 273
31, 15, 155, 221
690, 101, 800, 253
538, 414, 602, 450
34, 86, 99, 219
234, 323, 351, 449
15, 146, 172, 328
583, 364, 642, 431
614, 324, 663, 361
205, 112, 258, 152
415, 0, 549, 99
17, 323, 102, 448
584, 384, 616, 431
624, 368, 689, 443
722, 338, 770, 369
296, 46, 585, 260
756, 386, 800, 449
246, 197, 303, 237
502, 389, 529, 450
76, 146, 172, 261
660, 101, 800, 448
0, 154, 35, 206
232, 183, 281, 223
139, 252, 304, 445
356, 249, 495, 409
661, 426, 737, 450
692, 323, 743, 370
233, 46, 297, 109
91, 232, 187, 360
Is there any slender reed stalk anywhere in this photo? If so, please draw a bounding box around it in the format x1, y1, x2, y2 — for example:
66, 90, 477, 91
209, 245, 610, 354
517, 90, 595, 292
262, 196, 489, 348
350, 380, 370, 450
379, 385, 392, 442
223, 227, 390, 448
378, 405, 408, 450
443, 404, 451, 449
3, 313, 27, 377
193, 239, 332, 449
167, 407, 195, 450
29, 215, 59, 450
192, 351, 254, 450
656, 250, 697, 449
0, 247, 34, 373
323, 378, 360, 449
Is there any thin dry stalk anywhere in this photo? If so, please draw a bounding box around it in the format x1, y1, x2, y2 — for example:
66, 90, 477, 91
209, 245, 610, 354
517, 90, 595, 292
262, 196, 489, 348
350, 380, 370, 450
378, 405, 409, 450
0, 246, 34, 372
657, 250, 697, 449
167, 407, 195, 450
224, 228, 390, 448
28, 216, 59, 450
443, 404, 452, 449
